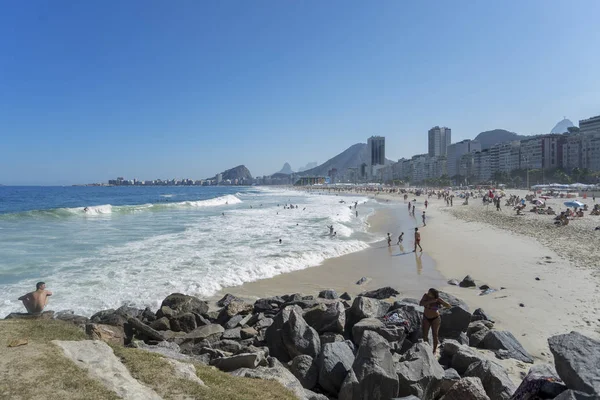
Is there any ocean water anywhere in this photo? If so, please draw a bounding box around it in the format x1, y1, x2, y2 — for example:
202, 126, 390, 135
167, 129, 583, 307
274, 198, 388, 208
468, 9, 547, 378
0, 186, 377, 316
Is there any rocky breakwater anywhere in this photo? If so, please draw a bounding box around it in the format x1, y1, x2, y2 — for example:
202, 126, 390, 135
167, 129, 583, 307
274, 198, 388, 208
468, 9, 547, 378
8, 287, 600, 400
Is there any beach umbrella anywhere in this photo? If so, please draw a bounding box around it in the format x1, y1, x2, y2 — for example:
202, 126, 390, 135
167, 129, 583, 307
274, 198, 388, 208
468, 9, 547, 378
564, 200, 584, 208
533, 199, 545, 206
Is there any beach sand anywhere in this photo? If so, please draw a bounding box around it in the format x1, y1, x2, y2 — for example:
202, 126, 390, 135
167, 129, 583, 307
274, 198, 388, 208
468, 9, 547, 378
212, 188, 600, 367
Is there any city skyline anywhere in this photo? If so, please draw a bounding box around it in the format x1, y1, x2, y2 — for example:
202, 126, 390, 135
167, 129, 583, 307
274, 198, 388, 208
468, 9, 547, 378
2, 1, 600, 185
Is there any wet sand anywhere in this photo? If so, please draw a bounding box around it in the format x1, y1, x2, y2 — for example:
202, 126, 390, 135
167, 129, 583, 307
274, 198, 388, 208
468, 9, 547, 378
210, 202, 446, 303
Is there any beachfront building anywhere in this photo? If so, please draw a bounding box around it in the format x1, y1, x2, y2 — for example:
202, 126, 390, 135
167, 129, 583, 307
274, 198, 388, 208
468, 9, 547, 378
368, 136, 386, 166
446, 139, 481, 178
579, 115, 600, 135
294, 176, 326, 186
541, 135, 564, 170
495, 141, 521, 173
473, 149, 492, 182
458, 153, 475, 183
428, 126, 451, 157
520, 137, 543, 170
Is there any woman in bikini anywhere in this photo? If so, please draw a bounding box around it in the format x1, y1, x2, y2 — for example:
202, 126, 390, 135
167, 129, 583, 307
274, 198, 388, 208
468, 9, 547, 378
419, 288, 451, 354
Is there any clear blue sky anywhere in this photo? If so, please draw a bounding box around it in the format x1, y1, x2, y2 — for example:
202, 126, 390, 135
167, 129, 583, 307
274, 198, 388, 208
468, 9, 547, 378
1, 1, 599, 185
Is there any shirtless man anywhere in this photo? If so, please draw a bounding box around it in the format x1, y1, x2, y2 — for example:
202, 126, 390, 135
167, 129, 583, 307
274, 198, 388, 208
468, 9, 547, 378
18, 282, 52, 315
413, 227, 422, 252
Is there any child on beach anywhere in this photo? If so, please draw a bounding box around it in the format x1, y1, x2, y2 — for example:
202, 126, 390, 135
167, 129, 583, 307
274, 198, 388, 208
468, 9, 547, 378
387, 233, 392, 247
397, 232, 404, 244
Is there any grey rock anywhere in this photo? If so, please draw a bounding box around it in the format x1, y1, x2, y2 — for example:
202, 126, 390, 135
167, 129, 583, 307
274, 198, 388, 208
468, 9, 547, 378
511, 363, 567, 399
282, 308, 321, 359
439, 377, 490, 400
141, 307, 156, 323
253, 296, 286, 314
356, 277, 368, 285
255, 317, 274, 330
338, 331, 398, 400
346, 296, 391, 332
222, 327, 242, 340
290, 355, 318, 389
225, 314, 244, 330
438, 291, 470, 311
318, 289, 338, 300
303, 302, 346, 334
439, 368, 461, 396
395, 342, 444, 399
464, 359, 516, 400
340, 292, 352, 301
451, 345, 486, 375
217, 301, 254, 324
211, 352, 264, 372
447, 279, 460, 286
230, 357, 307, 400
392, 396, 421, 400
468, 321, 491, 348
439, 306, 472, 340
304, 389, 329, 400
216, 293, 243, 307
548, 331, 600, 396
388, 301, 424, 340
459, 275, 477, 288
359, 286, 400, 300
240, 327, 258, 339
155, 305, 175, 319
284, 299, 320, 310
481, 330, 533, 363
471, 308, 493, 322
265, 305, 304, 362
320, 332, 344, 344
352, 317, 406, 346
318, 341, 354, 395
169, 312, 197, 333
115, 305, 143, 319
160, 293, 209, 316
127, 317, 165, 342
553, 390, 597, 399
181, 324, 224, 344
212, 339, 243, 353
150, 317, 171, 331
90, 309, 127, 327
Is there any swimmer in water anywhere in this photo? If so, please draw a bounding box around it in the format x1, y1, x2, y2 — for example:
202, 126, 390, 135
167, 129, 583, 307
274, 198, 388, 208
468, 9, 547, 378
83, 207, 89, 212
279, 239, 282, 244
387, 233, 392, 247
327, 225, 334, 235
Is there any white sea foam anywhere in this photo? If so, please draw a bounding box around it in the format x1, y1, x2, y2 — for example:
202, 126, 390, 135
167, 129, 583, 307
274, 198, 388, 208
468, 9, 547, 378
0, 190, 375, 316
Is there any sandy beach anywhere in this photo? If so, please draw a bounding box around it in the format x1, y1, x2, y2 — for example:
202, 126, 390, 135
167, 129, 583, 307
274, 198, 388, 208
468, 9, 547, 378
213, 187, 600, 366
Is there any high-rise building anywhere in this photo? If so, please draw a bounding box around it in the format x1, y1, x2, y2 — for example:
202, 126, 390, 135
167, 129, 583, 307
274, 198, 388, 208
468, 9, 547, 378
446, 139, 481, 178
368, 136, 386, 166
428, 126, 451, 157
579, 115, 600, 135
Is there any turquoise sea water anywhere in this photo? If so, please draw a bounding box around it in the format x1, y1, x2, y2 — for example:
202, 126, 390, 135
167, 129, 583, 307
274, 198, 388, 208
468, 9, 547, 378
0, 186, 376, 316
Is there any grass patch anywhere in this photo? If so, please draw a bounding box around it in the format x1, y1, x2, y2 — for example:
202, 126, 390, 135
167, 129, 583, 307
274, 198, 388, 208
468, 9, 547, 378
1, 319, 87, 343
113, 346, 298, 400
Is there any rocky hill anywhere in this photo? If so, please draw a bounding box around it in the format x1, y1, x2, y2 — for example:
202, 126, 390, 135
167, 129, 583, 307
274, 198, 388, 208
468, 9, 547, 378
211, 165, 253, 181
551, 118, 575, 134
297, 162, 318, 172
296, 143, 393, 177
474, 129, 525, 149
277, 163, 294, 175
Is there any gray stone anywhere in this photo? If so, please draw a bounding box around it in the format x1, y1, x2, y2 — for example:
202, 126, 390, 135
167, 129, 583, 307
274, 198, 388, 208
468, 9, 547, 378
240, 327, 258, 339
265, 305, 304, 362
217, 301, 254, 324
216, 293, 243, 307
320, 332, 344, 344
548, 331, 600, 396
86, 323, 126, 345
211, 352, 264, 372
459, 275, 476, 288
225, 314, 244, 330
352, 317, 406, 346
451, 345, 486, 375
165, 358, 205, 386
340, 292, 352, 301
290, 355, 318, 389
338, 331, 399, 400
447, 279, 460, 286
127, 317, 165, 342
223, 327, 242, 340
155, 305, 175, 319
471, 308, 493, 322
182, 324, 224, 344
318, 341, 354, 395
212, 339, 243, 353
356, 277, 368, 285
464, 359, 516, 400
439, 368, 461, 395
438, 291, 470, 311
388, 302, 424, 340
141, 307, 156, 323
318, 289, 338, 300
169, 312, 197, 333
395, 342, 444, 399
54, 311, 89, 327
481, 330, 533, 363
89, 310, 127, 327
305, 389, 329, 400
115, 305, 143, 319
346, 296, 391, 332
553, 390, 597, 399
439, 377, 490, 400
253, 296, 285, 314
303, 302, 345, 334
150, 317, 171, 331
160, 293, 209, 316
358, 286, 400, 299
282, 308, 321, 359
439, 305, 472, 340
255, 317, 274, 330
230, 357, 307, 400
511, 363, 567, 399
468, 321, 491, 348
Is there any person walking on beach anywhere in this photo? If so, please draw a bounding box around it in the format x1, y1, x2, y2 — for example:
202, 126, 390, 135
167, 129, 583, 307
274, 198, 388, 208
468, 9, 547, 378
419, 288, 451, 354
397, 232, 404, 244
387, 233, 392, 247
18, 282, 52, 315
408, 202, 411, 212
424, 200, 428, 209
327, 225, 334, 235
422, 211, 426, 226
413, 227, 422, 252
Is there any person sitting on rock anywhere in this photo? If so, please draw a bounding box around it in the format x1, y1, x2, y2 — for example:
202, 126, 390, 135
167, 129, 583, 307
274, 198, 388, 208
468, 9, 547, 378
18, 282, 52, 315
419, 288, 450, 354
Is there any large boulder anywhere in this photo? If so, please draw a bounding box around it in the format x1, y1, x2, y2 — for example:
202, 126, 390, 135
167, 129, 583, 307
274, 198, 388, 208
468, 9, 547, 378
85, 323, 126, 345
169, 313, 197, 333
480, 331, 533, 363
352, 318, 406, 346
395, 342, 444, 399
217, 301, 254, 324
464, 360, 516, 400
338, 331, 399, 400
216, 293, 243, 307
89, 309, 127, 327
440, 340, 487, 375
439, 306, 472, 340
346, 296, 391, 332
303, 302, 346, 334
548, 331, 600, 396
439, 377, 490, 400
467, 321, 491, 348
471, 308, 493, 322
265, 305, 303, 362
282, 309, 321, 359
388, 301, 424, 339
439, 368, 461, 396
127, 317, 165, 342
318, 289, 338, 300
181, 324, 224, 344
318, 341, 355, 395
358, 286, 400, 299
459, 275, 476, 288
160, 293, 208, 316
553, 390, 598, 399
210, 352, 264, 372
511, 363, 567, 399
290, 355, 318, 390
438, 292, 469, 311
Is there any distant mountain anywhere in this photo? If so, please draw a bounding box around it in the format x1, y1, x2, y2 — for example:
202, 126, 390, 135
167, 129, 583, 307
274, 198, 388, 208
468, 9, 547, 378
551, 118, 575, 134
277, 162, 294, 175
210, 165, 253, 181
297, 162, 318, 172
297, 143, 393, 177
474, 129, 526, 149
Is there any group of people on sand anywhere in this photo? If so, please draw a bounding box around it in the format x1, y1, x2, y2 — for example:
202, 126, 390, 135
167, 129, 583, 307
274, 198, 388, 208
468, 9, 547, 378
387, 227, 423, 252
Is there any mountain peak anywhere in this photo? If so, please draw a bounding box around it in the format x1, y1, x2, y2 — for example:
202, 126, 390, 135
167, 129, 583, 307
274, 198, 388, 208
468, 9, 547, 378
551, 118, 575, 134
277, 162, 294, 175
474, 129, 525, 149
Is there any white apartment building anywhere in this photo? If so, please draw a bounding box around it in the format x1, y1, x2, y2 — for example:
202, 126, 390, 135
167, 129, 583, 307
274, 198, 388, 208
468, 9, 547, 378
579, 115, 600, 135
428, 126, 451, 157
446, 139, 481, 178
494, 141, 521, 173
519, 137, 543, 169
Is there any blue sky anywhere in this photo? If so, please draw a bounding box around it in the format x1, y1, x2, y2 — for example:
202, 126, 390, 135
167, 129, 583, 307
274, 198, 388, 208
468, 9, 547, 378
1, 1, 599, 185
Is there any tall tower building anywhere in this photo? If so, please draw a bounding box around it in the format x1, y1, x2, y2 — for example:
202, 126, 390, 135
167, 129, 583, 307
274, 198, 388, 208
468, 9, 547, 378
428, 126, 452, 157
368, 136, 385, 166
